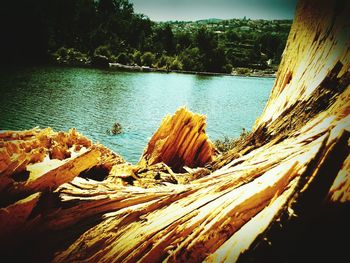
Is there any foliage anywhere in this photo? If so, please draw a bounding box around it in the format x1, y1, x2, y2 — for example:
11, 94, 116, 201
152, 24, 175, 55
236, 68, 250, 75
179, 48, 204, 72
53, 47, 89, 66
225, 30, 240, 42
169, 57, 183, 70
156, 54, 171, 69
93, 45, 112, 59
214, 128, 249, 153
223, 64, 233, 74
141, 52, 156, 67
1, 0, 291, 71
175, 32, 192, 52
132, 50, 142, 66
117, 52, 131, 65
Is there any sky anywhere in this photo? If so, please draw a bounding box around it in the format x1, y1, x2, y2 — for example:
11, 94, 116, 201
129, 0, 297, 22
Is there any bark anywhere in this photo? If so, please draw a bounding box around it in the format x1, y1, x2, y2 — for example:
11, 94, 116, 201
0, 0, 349, 262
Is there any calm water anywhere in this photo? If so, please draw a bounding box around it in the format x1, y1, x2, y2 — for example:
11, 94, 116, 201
0, 67, 274, 163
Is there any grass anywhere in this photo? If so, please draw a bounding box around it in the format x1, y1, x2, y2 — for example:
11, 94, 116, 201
214, 128, 249, 153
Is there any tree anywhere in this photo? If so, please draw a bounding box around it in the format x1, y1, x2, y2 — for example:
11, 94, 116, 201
175, 32, 192, 53
256, 33, 283, 61
117, 52, 131, 64
162, 24, 175, 54
128, 14, 153, 51
132, 50, 142, 65
94, 45, 112, 59
156, 54, 171, 69
0, 0, 291, 71
179, 48, 204, 72
95, 0, 134, 51
225, 29, 240, 43
207, 47, 226, 72
74, 0, 97, 52
223, 63, 233, 74
141, 52, 155, 67
152, 24, 175, 55
195, 27, 217, 54
169, 57, 183, 70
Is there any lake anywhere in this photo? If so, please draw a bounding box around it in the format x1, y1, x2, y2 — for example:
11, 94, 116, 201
0, 67, 274, 163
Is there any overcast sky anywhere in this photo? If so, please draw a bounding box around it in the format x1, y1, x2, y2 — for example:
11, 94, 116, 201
129, 0, 297, 21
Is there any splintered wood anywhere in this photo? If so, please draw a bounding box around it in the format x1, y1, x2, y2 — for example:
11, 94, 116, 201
139, 107, 218, 172
0, 0, 349, 261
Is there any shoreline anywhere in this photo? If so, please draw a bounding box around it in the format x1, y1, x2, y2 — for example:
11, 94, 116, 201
12, 62, 277, 78
107, 62, 277, 78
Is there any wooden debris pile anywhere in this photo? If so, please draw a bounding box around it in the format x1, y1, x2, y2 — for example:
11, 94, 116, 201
0, 0, 350, 261
0, 127, 124, 247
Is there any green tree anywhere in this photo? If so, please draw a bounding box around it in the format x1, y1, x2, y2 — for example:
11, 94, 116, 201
156, 54, 171, 69
152, 24, 175, 54
127, 14, 153, 51
141, 52, 155, 67
169, 57, 183, 70
223, 63, 233, 74
94, 45, 112, 59
132, 50, 142, 65
117, 52, 131, 64
162, 24, 175, 54
179, 48, 204, 72
175, 32, 192, 52
207, 47, 226, 72
195, 27, 217, 54
256, 33, 283, 61
74, 0, 97, 52
95, 0, 134, 51
225, 29, 240, 43
0, 0, 291, 71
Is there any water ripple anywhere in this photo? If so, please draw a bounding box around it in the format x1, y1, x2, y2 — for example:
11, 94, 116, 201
0, 67, 274, 163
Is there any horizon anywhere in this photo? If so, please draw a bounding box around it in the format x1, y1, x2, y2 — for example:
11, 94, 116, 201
154, 17, 293, 23
130, 0, 297, 22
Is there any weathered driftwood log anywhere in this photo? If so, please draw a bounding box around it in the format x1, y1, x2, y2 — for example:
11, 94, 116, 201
0, 0, 350, 262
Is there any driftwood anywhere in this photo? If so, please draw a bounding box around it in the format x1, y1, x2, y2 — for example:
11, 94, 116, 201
0, 0, 350, 262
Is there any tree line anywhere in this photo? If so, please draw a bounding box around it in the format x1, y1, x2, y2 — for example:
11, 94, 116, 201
0, 0, 290, 73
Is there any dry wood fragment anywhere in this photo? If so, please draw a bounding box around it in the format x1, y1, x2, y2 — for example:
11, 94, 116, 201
139, 107, 218, 172
0, 192, 40, 239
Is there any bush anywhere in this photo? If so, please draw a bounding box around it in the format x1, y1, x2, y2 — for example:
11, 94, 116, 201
179, 48, 204, 72
53, 47, 89, 66
214, 136, 234, 153
141, 52, 155, 67
214, 128, 249, 153
93, 45, 112, 59
133, 50, 142, 66
169, 57, 183, 70
224, 64, 233, 74
56, 47, 68, 58
110, 55, 118, 63
156, 54, 171, 69
236, 67, 251, 75
117, 53, 131, 65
